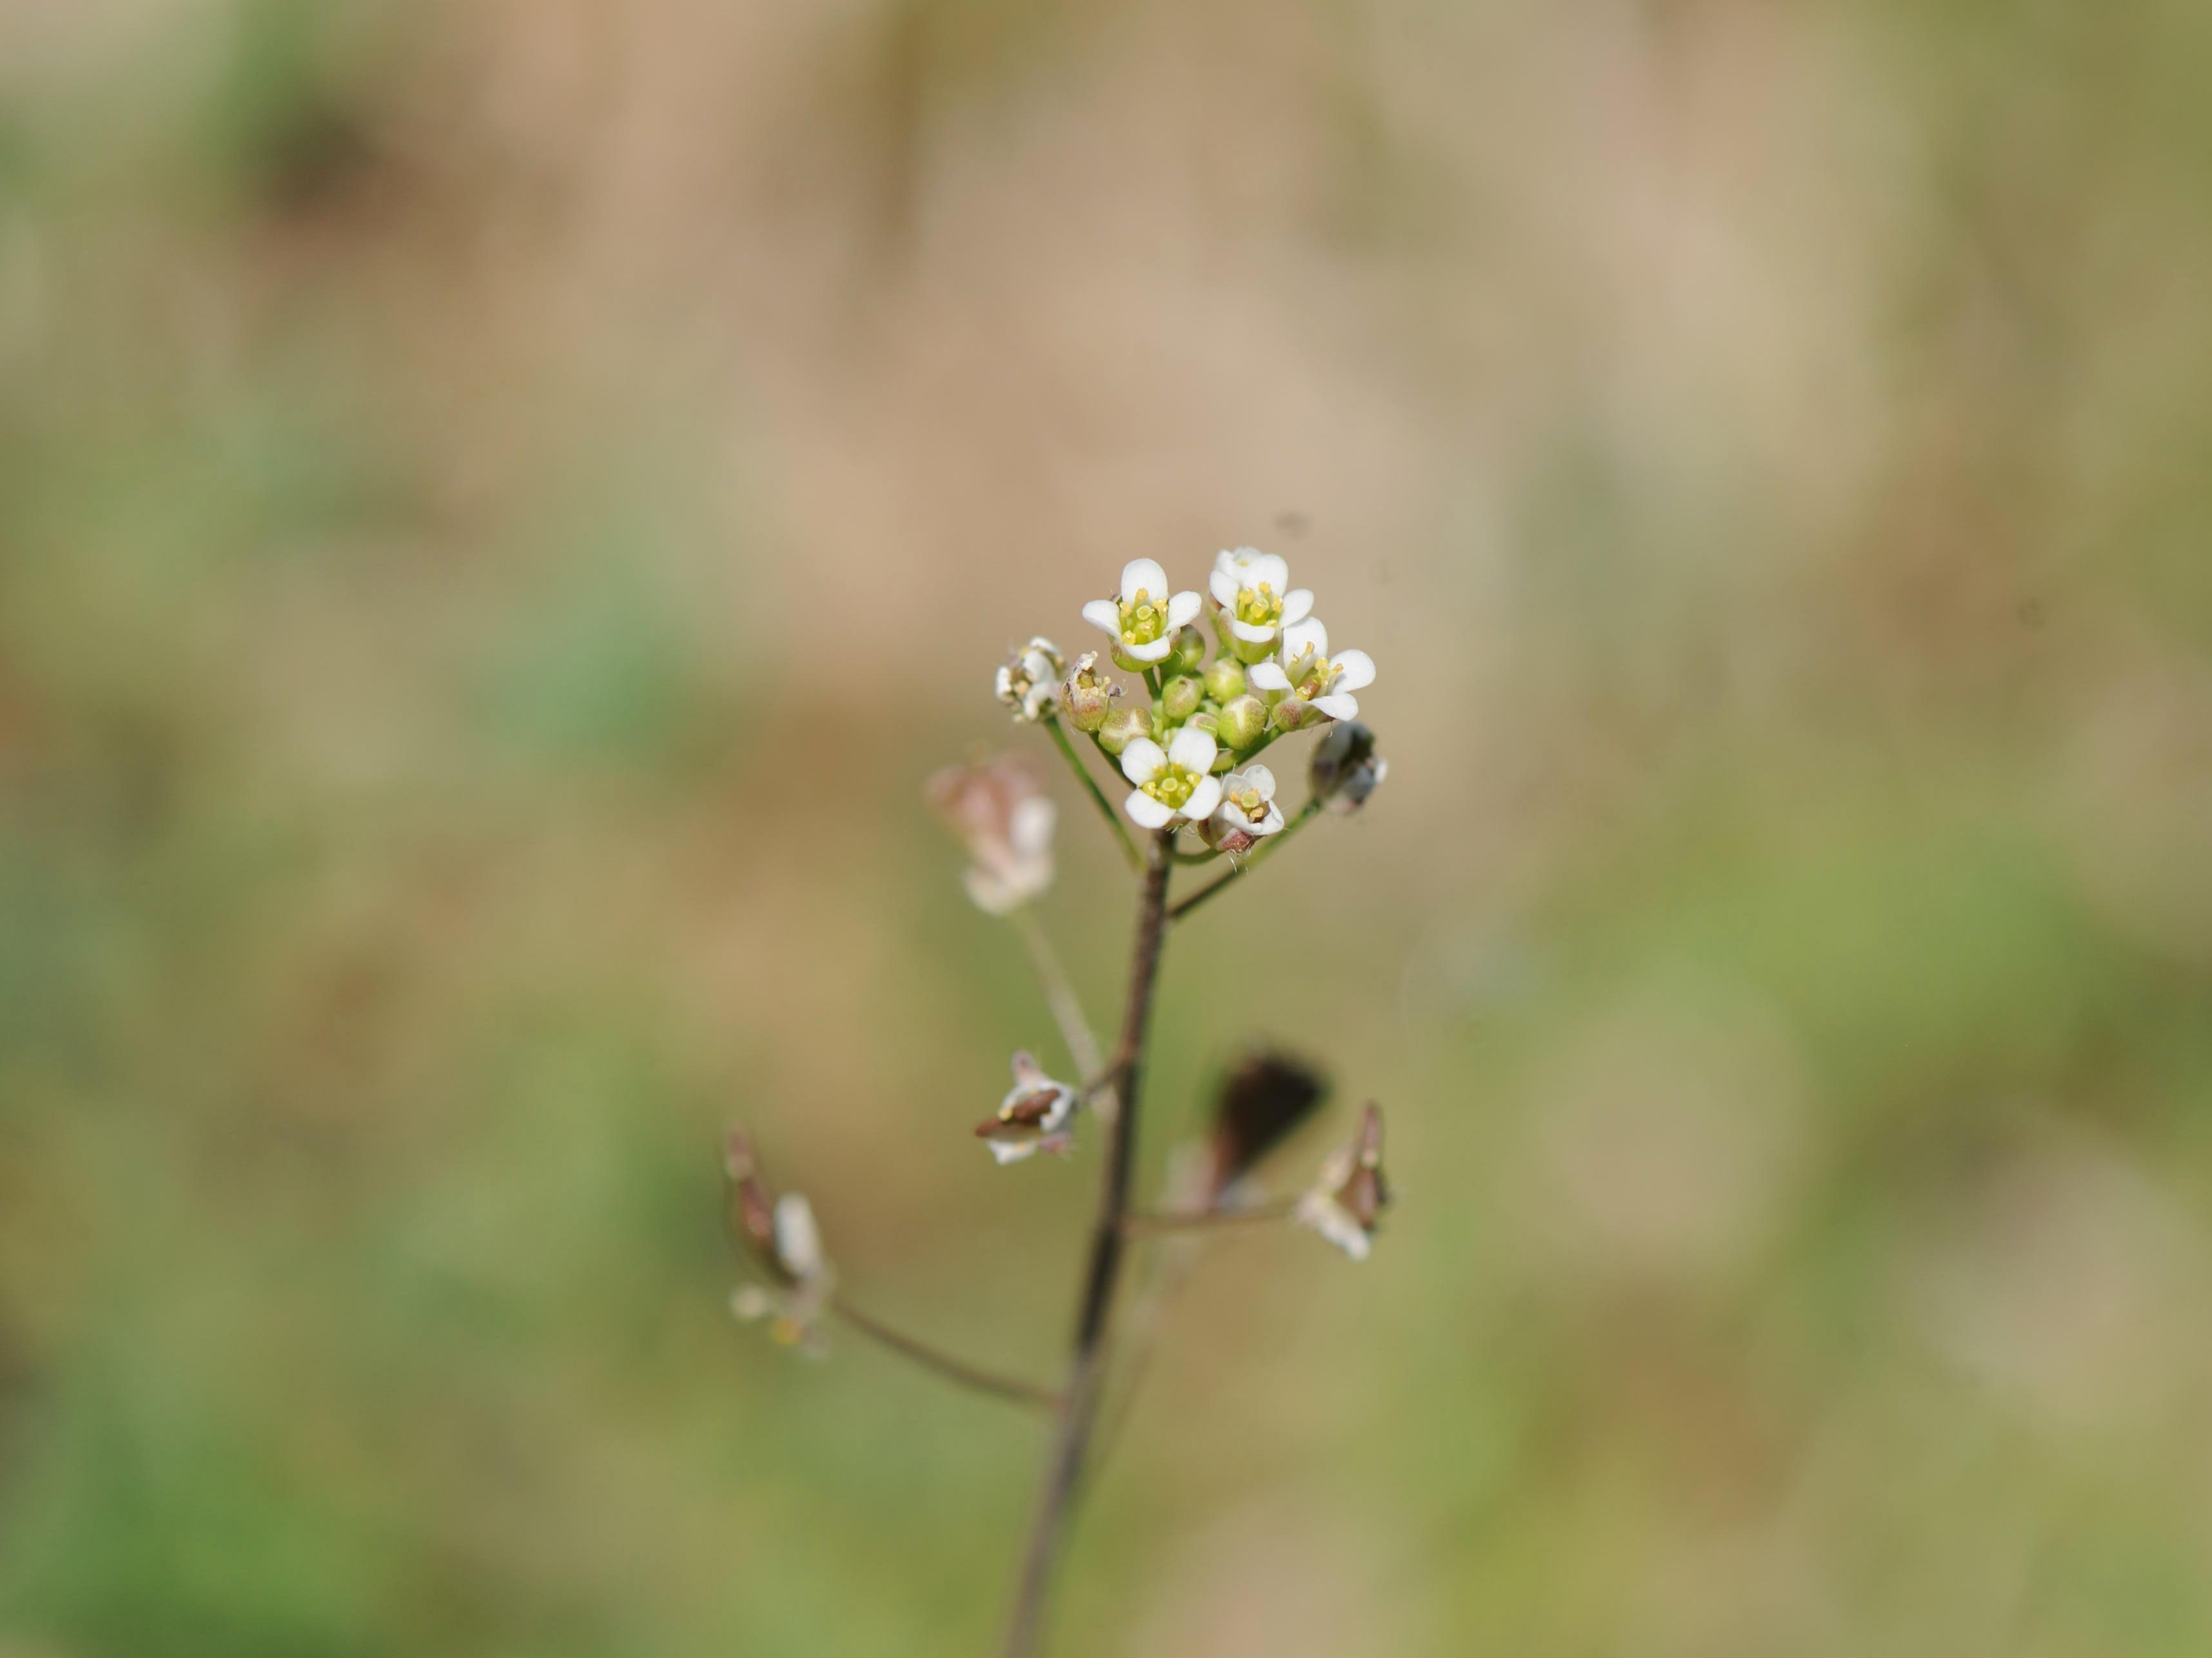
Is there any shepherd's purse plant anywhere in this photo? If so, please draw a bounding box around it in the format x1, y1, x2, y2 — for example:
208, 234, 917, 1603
723, 548, 1393, 1657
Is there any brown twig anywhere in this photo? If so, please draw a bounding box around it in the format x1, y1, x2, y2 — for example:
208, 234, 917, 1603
831, 1297, 1062, 1412
1121, 1198, 1299, 1234
998, 831, 1173, 1658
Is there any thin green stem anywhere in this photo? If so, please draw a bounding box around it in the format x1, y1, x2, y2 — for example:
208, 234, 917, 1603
1167, 797, 1322, 922
831, 1298, 1062, 1412
1009, 905, 1103, 1082
1121, 1199, 1299, 1234
1044, 715, 1140, 873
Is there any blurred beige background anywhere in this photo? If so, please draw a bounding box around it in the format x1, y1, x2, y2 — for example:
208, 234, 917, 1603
4, 1, 2212, 1654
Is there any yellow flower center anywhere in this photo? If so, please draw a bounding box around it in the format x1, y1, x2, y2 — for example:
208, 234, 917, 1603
1142, 762, 1199, 810
1233, 580, 1282, 629
1119, 587, 1169, 647
1231, 786, 1266, 818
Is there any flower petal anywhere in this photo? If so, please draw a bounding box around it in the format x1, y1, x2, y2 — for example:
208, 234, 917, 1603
1209, 568, 1239, 608
1281, 588, 1314, 626
1240, 764, 1277, 800
1282, 617, 1328, 663
1181, 776, 1222, 822
1166, 590, 1201, 630
1330, 649, 1375, 693
1121, 558, 1168, 604
1122, 635, 1173, 664
1081, 598, 1121, 637
1125, 789, 1175, 829
1251, 802, 1286, 836
988, 1139, 1039, 1165
1252, 553, 1289, 591
1167, 725, 1219, 775
1119, 738, 1167, 784
1311, 693, 1359, 722
1248, 660, 1293, 693
1229, 617, 1279, 644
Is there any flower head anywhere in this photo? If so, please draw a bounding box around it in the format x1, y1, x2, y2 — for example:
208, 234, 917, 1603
1059, 651, 1119, 733
1082, 559, 1202, 666
926, 753, 1057, 915
1308, 720, 1388, 815
1251, 617, 1373, 725
725, 1131, 836, 1345
1204, 764, 1285, 856
1296, 1104, 1391, 1261
1119, 724, 1222, 829
1209, 547, 1314, 658
995, 637, 1064, 723
974, 1050, 1082, 1165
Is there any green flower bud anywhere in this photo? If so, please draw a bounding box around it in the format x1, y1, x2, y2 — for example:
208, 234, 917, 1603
1059, 651, 1117, 733
1269, 695, 1322, 735
1167, 624, 1208, 676
1098, 705, 1153, 756
1217, 693, 1268, 751
1203, 656, 1247, 703
1162, 675, 1201, 723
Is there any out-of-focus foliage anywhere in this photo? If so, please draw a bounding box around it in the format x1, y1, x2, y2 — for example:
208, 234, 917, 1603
4, 1, 2212, 1654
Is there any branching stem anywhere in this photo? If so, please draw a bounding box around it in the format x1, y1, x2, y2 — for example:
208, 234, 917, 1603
1167, 797, 1323, 922
1009, 906, 1102, 1081
1044, 715, 1140, 873
999, 832, 1173, 1658
831, 1298, 1062, 1412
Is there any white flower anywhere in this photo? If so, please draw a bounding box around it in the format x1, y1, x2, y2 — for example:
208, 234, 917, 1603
1081, 558, 1201, 666
926, 754, 1056, 914
974, 1050, 1082, 1164
1209, 547, 1313, 652
1205, 764, 1285, 855
1118, 724, 1223, 829
995, 637, 1064, 722
1295, 1104, 1391, 1261
1249, 617, 1375, 724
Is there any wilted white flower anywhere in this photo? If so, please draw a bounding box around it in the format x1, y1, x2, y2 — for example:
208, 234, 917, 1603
1308, 720, 1388, 815
1209, 547, 1313, 656
1081, 558, 1201, 666
726, 1133, 836, 1346
974, 1050, 1082, 1164
1204, 764, 1285, 855
995, 637, 1064, 722
1249, 617, 1373, 724
926, 754, 1056, 914
1119, 724, 1223, 829
1296, 1104, 1391, 1261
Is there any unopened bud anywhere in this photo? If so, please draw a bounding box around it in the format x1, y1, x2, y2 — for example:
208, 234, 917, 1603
1059, 652, 1117, 733
1167, 624, 1208, 676
1268, 695, 1322, 735
1309, 720, 1387, 814
1203, 657, 1247, 702
1162, 675, 1201, 723
1217, 693, 1267, 751
1098, 705, 1153, 756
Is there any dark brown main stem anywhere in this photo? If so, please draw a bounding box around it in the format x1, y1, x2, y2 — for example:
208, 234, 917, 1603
998, 832, 1172, 1658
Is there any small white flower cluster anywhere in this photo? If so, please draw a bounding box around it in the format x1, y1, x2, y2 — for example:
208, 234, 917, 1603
1059, 549, 1378, 841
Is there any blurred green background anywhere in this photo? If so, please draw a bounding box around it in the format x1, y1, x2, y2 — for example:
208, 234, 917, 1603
5, 1, 2212, 1654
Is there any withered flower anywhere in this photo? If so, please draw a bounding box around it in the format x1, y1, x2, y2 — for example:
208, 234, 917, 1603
975, 1051, 1082, 1165
725, 1131, 835, 1346
1296, 1103, 1391, 1260
1204, 1051, 1329, 1201
926, 752, 1057, 915
1307, 720, 1388, 816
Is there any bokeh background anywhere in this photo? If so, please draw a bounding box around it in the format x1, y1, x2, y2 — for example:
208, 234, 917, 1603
6, 1, 2212, 1653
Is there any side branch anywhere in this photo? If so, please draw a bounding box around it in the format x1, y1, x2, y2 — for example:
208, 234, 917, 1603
1168, 797, 1322, 921
832, 1298, 1062, 1412
1010, 906, 1104, 1081
1044, 715, 1141, 872
1121, 1199, 1298, 1234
